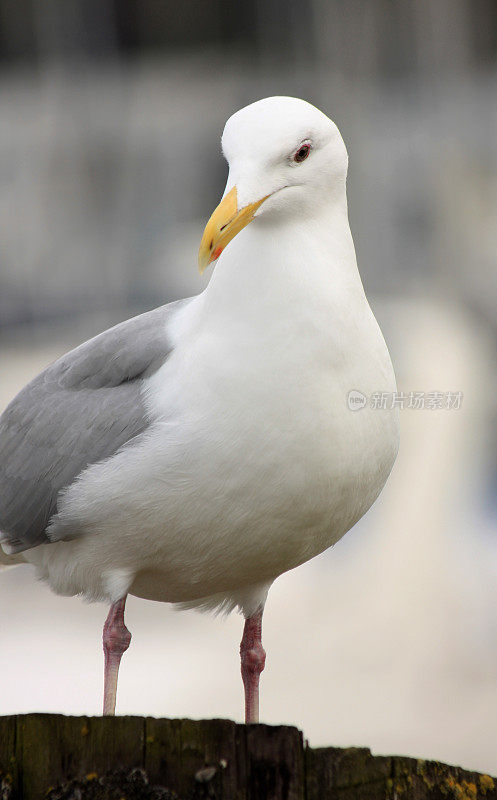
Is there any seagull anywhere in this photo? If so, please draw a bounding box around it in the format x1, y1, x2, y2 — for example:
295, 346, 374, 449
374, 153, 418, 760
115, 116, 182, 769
0, 96, 399, 723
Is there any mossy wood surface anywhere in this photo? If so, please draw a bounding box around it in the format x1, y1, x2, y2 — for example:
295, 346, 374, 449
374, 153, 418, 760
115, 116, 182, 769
0, 715, 495, 799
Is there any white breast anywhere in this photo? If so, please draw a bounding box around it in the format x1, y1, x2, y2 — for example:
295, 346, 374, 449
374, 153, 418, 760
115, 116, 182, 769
26, 212, 399, 613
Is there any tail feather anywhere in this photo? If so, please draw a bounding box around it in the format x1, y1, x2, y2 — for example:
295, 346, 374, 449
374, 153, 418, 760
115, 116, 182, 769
0, 533, 26, 566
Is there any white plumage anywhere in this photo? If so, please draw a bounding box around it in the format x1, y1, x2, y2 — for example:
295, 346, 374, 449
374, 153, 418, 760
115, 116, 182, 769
0, 96, 399, 719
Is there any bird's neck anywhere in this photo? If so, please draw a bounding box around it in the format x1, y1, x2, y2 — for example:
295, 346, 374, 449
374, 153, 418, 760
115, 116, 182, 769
198, 198, 366, 329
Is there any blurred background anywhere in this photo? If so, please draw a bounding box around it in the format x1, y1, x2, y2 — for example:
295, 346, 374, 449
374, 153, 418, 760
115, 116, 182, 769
1, 0, 497, 776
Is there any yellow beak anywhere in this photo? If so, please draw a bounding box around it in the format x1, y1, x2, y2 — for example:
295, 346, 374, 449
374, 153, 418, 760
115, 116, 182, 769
198, 186, 269, 274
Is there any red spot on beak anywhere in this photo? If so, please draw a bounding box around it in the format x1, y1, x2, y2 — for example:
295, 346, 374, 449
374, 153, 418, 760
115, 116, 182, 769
212, 246, 223, 261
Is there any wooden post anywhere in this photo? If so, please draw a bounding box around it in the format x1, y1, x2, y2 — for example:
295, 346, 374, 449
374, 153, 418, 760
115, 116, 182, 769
0, 715, 495, 799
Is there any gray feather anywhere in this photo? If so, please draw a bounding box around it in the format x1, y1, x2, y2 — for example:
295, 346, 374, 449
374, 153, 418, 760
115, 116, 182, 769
0, 298, 190, 554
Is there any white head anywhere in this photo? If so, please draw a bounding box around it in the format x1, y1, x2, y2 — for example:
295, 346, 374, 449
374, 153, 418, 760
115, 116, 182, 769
223, 96, 348, 208
198, 96, 349, 272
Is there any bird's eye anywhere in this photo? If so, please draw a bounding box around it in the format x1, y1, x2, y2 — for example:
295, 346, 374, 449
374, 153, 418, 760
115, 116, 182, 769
293, 143, 311, 163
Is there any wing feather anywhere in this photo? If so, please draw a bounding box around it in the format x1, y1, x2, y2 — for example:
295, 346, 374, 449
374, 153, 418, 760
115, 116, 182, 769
0, 299, 189, 554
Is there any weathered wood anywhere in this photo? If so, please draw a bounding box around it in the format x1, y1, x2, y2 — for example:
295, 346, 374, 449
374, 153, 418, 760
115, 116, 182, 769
0, 714, 495, 800
145, 717, 242, 798
306, 745, 392, 799
0, 715, 17, 798
390, 754, 497, 800
245, 724, 304, 800
12, 714, 145, 799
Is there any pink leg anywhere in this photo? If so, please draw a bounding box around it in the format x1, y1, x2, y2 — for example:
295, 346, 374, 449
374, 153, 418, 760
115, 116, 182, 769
240, 609, 266, 724
102, 596, 131, 716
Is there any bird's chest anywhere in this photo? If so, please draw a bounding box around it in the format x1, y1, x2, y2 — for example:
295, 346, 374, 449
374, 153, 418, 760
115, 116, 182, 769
145, 305, 398, 575
207, 344, 396, 523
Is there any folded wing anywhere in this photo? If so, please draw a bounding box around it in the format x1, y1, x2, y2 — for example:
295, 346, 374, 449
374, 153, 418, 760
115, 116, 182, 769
0, 299, 189, 554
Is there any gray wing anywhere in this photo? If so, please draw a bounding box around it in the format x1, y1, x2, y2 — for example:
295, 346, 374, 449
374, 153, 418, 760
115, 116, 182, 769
0, 298, 191, 554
